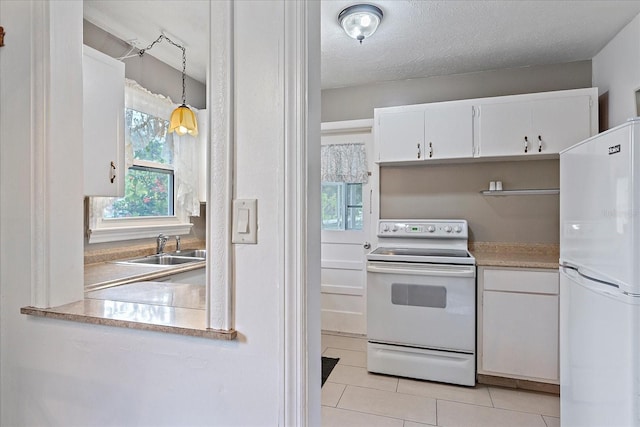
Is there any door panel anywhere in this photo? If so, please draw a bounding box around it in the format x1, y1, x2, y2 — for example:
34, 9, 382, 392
321, 123, 373, 334
478, 101, 532, 157
424, 104, 474, 159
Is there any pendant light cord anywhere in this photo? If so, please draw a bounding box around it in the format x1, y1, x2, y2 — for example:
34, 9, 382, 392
138, 34, 187, 106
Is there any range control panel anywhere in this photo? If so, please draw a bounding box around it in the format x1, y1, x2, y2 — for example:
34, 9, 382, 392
378, 220, 468, 238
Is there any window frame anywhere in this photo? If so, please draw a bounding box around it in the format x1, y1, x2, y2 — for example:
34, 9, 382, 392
87, 84, 194, 244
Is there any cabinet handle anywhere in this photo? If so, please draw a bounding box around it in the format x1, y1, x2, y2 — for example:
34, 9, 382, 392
417, 143, 421, 159
524, 136, 529, 153
110, 161, 116, 183
538, 135, 543, 152
429, 142, 433, 158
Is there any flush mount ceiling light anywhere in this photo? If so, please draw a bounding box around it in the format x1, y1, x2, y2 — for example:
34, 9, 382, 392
138, 34, 198, 136
338, 4, 383, 44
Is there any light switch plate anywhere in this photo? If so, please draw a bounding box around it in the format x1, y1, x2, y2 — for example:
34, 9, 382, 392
232, 199, 257, 244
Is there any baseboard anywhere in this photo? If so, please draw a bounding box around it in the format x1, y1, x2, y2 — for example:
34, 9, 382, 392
321, 309, 365, 335
477, 374, 560, 395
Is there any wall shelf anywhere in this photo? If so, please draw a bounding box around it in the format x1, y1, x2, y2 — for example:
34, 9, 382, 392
480, 189, 560, 196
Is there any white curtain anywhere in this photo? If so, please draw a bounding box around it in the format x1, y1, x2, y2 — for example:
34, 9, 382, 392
321, 143, 368, 184
88, 79, 203, 230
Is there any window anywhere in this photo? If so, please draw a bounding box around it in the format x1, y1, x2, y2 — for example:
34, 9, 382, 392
320, 142, 368, 232
104, 109, 175, 219
321, 182, 362, 230
87, 79, 202, 244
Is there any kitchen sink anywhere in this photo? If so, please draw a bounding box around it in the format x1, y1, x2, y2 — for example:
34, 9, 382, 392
168, 249, 207, 258
114, 250, 206, 266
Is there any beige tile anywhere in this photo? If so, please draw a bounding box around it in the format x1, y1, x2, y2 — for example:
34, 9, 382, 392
322, 347, 367, 368
397, 379, 492, 407
338, 385, 437, 425
322, 382, 346, 408
322, 406, 403, 427
543, 415, 561, 427
437, 400, 548, 427
322, 333, 368, 352
489, 387, 560, 417
328, 365, 398, 392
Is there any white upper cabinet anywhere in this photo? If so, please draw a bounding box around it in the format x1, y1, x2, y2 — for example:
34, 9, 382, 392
83, 45, 125, 197
375, 102, 474, 163
476, 88, 597, 158
376, 110, 424, 162
374, 88, 598, 163
424, 104, 474, 160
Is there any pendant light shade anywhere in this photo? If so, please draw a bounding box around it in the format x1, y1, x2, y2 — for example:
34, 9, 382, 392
139, 34, 198, 136
170, 104, 198, 136
338, 4, 383, 44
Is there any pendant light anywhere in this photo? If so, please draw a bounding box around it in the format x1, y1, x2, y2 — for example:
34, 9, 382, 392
338, 4, 383, 44
138, 34, 198, 136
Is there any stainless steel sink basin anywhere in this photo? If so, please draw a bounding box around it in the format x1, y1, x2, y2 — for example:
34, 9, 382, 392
168, 249, 207, 258
114, 250, 206, 266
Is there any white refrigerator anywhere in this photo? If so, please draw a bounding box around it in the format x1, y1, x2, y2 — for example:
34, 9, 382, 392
560, 118, 640, 427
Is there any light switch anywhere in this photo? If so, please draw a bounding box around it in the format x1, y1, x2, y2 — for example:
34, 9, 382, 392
237, 208, 249, 233
232, 199, 257, 244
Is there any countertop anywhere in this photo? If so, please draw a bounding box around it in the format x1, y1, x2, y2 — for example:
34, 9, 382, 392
20, 243, 236, 341
470, 242, 559, 269
84, 260, 205, 291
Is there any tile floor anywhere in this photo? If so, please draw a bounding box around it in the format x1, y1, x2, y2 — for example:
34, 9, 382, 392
321, 332, 560, 427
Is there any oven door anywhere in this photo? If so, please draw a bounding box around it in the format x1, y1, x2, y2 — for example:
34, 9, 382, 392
367, 261, 476, 353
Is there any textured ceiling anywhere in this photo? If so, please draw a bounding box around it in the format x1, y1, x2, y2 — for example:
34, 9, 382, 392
84, 1, 640, 90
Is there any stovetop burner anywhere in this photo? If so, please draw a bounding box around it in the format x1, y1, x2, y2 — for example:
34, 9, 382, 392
368, 220, 475, 266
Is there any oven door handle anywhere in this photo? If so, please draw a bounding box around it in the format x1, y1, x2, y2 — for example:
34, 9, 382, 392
367, 262, 476, 278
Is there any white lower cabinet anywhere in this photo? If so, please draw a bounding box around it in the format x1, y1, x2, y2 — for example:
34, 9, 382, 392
478, 267, 559, 384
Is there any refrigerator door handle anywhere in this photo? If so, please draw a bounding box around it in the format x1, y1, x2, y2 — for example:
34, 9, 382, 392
560, 263, 620, 289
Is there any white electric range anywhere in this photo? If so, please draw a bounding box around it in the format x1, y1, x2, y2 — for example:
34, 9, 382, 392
366, 219, 476, 386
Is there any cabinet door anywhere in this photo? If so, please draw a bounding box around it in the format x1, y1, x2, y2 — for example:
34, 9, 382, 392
478, 101, 532, 157
482, 291, 558, 381
424, 104, 474, 159
83, 45, 125, 197
376, 110, 424, 162
532, 95, 592, 154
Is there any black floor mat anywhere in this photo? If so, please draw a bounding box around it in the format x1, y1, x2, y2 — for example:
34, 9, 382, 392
321, 357, 340, 386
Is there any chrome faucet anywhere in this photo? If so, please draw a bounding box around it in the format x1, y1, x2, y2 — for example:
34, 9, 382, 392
156, 234, 169, 254
175, 235, 181, 251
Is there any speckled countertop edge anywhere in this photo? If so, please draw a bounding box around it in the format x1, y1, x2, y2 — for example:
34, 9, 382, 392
21, 302, 236, 341
470, 241, 559, 269
21, 239, 229, 340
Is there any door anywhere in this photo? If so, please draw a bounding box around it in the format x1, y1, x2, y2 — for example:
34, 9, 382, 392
424, 104, 474, 159
366, 261, 476, 352
376, 110, 424, 162
532, 95, 592, 154
478, 100, 532, 157
321, 121, 374, 334
83, 45, 125, 197
560, 122, 636, 292
560, 268, 639, 427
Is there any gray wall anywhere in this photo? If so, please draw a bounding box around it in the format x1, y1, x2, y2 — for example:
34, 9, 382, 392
322, 60, 592, 244
322, 60, 592, 122
83, 20, 206, 109
381, 160, 560, 244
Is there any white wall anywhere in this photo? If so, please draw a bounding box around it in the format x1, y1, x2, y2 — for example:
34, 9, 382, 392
593, 13, 640, 129
0, 1, 319, 425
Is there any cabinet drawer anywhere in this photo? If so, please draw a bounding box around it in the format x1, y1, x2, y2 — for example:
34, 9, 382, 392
483, 268, 558, 294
